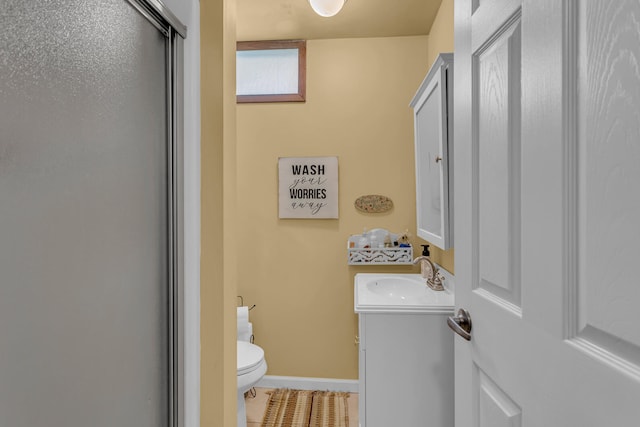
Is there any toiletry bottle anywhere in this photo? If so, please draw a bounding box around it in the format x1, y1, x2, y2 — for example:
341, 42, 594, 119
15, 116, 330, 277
370, 233, 379, 249
399, 229, 411, 247
384, 233, 392, 248
358, 228, 370, 248
419, 244, 434, 280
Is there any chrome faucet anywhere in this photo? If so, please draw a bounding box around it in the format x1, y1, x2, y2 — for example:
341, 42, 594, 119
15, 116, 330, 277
412, 256, 445, 291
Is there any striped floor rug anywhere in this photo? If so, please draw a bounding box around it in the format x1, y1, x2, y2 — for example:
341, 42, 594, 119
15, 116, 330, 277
260, 389, 350, 427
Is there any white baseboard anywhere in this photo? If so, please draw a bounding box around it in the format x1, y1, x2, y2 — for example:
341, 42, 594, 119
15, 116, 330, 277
256, 375, 359, 393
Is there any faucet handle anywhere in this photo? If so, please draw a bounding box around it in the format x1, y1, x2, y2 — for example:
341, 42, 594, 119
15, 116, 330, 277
427, 270, 445, 291
434, 270, 445, 283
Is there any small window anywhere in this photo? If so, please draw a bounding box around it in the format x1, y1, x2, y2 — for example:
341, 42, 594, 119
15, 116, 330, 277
236, 40, 306, 103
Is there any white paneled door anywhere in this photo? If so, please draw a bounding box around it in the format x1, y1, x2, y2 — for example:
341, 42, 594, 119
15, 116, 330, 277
454, 0, 640, 425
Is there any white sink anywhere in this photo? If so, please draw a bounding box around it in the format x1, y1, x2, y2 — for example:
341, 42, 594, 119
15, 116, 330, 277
355, 273, 454, 313
365, 277, 427, 300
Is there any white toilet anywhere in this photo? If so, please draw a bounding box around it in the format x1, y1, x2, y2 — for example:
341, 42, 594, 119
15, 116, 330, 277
237, 321, 267, 427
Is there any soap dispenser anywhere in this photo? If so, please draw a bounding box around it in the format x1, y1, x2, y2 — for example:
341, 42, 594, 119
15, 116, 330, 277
419, 245, 434, 281
413, 244, 444, 291
421, 244, 430, 257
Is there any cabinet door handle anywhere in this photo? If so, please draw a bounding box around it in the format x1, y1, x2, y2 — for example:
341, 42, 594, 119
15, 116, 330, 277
435, 156, 443, 163
447, 309, 472, 341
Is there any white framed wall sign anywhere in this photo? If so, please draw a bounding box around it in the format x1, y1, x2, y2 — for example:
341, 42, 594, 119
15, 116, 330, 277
278, 156, 338, 219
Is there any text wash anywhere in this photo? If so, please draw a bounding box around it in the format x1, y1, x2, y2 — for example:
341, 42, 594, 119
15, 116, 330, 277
292, 164, 325, 175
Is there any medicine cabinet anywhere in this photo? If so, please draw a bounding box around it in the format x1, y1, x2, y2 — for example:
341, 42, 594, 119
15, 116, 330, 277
410, 53, 453, 250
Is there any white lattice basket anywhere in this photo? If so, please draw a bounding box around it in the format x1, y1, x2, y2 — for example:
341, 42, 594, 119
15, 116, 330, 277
347, 229, 413, 265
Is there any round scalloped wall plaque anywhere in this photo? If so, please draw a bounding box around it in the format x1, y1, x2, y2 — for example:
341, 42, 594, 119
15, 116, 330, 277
354, 195, 394, 213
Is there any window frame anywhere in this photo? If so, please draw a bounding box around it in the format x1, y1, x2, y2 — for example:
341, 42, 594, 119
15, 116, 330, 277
236, 39, 306, 103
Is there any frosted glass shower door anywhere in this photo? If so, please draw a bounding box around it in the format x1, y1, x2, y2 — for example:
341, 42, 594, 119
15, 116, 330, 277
0, 1, 182, 426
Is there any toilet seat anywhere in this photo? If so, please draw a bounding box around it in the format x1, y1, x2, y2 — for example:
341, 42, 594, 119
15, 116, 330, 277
237, 341, 265, 376
236, 341, 267, 427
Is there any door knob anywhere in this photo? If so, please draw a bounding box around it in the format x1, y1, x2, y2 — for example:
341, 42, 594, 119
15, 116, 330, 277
447, 308, 472, 341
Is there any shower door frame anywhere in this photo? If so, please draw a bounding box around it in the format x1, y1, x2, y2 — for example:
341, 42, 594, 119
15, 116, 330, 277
125, 1, 187, 426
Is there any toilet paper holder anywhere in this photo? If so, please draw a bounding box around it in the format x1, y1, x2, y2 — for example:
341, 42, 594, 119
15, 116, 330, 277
237, 296, 256, 344
237, 295, 256, 310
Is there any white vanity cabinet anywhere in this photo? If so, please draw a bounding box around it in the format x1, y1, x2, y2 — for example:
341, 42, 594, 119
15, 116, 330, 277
357, 313, 453, 427
354, 273, 455, 427
410, 53, 454, 250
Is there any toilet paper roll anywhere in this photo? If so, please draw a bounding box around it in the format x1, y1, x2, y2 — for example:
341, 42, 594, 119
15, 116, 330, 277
238, 322, 253, 342
237, 306, 249, 326
237, 306, 250, 340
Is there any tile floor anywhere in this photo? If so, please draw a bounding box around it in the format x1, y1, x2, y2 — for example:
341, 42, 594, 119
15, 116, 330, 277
244, 387, 359, 427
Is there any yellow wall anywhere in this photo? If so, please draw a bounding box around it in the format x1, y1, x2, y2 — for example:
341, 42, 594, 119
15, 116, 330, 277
236, 36, 430, 379
202, 0, 456, 394
427, 0, 455, 67
419, 0, 456, 272
200, 0, 237, 425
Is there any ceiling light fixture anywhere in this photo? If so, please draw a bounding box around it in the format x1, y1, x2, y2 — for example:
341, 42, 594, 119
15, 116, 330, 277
309, 0, 347, 17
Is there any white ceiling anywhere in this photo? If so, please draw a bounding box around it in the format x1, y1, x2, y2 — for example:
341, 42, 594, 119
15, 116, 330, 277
236, 0, 444, 41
